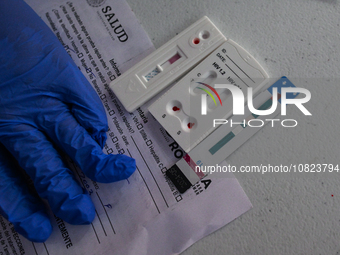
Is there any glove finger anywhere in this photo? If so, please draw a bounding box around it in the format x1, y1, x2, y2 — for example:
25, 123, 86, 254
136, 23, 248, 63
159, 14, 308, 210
54, 66, 109, 148
0, 143, 52, 242
0, 124, 96, 226
72, 99, 108, 149
40, 106, 136, 183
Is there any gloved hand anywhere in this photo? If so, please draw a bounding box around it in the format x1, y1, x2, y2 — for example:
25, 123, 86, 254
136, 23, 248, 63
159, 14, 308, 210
0, 0, 136, 242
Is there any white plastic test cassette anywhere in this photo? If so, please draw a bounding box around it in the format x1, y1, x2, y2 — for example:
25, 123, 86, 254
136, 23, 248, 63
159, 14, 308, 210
165, 77, 299, 193
148, 40, 269, 152
110, 16, 226, 112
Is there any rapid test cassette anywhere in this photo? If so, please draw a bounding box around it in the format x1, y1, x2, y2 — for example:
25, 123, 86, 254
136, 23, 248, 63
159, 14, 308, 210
165, 77, 299, 193
110, 16, 226, 112
148, 40, 269, 152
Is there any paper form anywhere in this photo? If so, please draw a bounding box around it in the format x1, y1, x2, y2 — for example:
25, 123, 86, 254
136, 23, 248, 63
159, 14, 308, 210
0, 0, 252, 254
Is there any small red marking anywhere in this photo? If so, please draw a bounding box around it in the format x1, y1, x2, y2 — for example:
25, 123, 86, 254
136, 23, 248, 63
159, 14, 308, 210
172, 106, 180, 111
193, 38, 200, 44
270, 93, 281, 101
332, 194, 334, 197
184, 154, 205, 179
188, 123, 195, 129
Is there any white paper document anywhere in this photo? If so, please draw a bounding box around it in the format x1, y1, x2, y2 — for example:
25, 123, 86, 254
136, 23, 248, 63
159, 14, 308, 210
0, 0, 252, 254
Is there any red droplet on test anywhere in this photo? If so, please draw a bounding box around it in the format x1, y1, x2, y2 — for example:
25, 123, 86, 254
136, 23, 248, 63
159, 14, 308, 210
172, 106, 180, 111
193, 38, 200, 44
188, 123, 195, 129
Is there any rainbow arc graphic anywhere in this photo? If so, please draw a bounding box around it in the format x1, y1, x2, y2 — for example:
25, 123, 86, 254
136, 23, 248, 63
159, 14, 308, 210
196, 82, 223, 107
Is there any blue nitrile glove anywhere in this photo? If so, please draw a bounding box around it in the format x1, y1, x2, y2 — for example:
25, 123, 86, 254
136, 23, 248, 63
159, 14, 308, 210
0, 0, 136, 242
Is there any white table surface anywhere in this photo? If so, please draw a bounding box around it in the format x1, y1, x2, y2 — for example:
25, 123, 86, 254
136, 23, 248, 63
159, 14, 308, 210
126, 0, 340, 254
